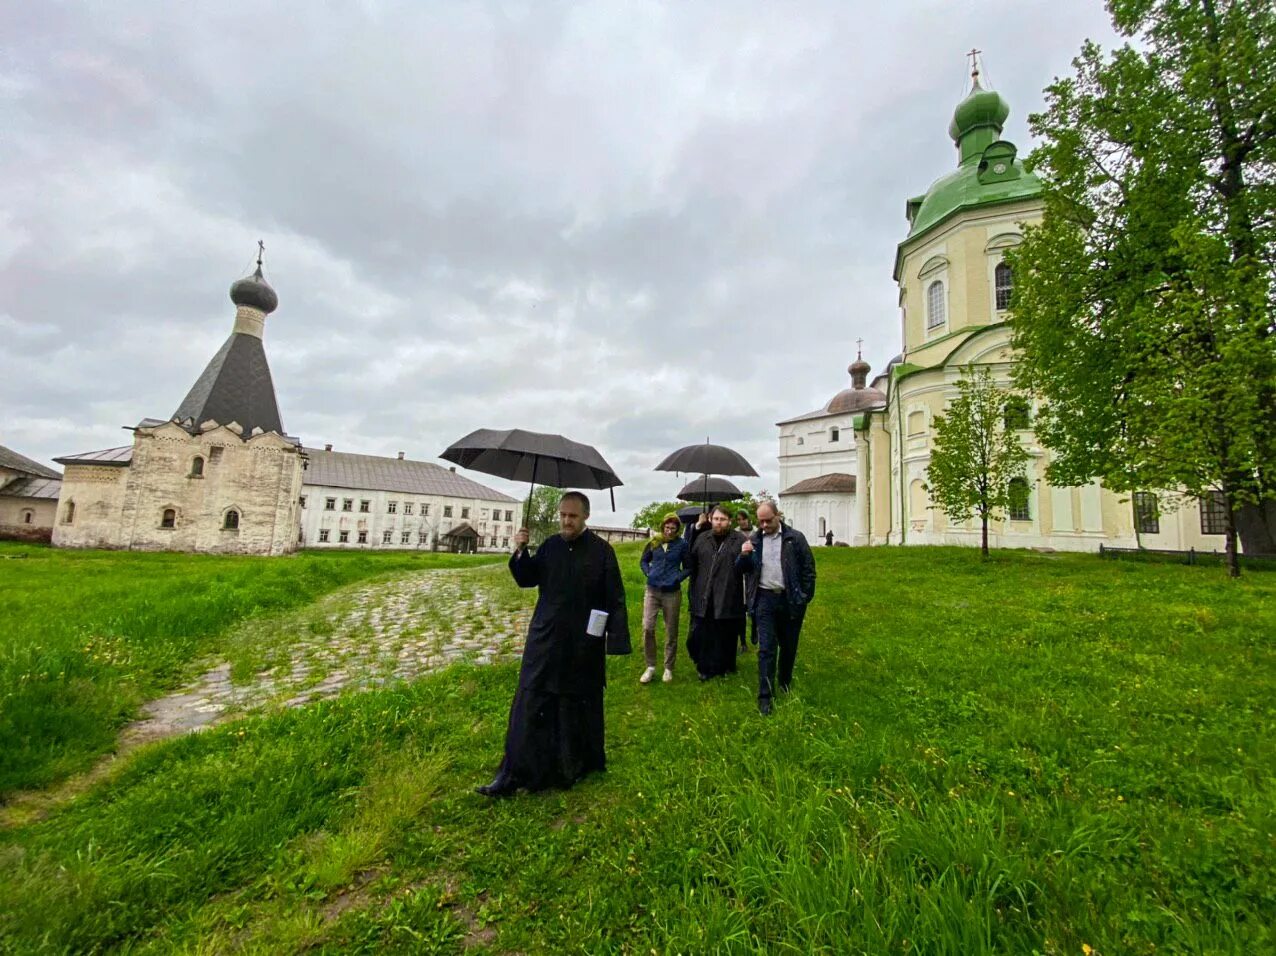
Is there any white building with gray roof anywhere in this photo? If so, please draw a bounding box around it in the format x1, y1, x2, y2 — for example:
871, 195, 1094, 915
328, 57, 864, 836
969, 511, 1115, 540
299, 447, 520, 552
0, 444, 63, 541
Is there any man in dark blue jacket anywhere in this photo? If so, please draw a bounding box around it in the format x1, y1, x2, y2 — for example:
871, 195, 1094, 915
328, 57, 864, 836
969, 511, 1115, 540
736, 500, 816, 715
638, 513, 690, 683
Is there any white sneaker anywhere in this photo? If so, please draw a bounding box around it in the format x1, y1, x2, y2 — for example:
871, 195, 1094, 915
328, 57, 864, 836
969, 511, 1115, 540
640, 667, 656, 684
662, 668, 674, 683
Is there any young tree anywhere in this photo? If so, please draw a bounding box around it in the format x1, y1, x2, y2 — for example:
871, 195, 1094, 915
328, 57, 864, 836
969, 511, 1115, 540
925, 367, 1030, 557
1006, 0, 1275, 577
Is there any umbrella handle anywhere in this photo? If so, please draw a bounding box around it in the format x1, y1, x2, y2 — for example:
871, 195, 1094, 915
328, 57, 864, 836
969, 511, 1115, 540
524, 454, 539, 531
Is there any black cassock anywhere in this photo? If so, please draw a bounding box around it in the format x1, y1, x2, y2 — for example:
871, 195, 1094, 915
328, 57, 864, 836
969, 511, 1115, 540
496, 530, 630, 791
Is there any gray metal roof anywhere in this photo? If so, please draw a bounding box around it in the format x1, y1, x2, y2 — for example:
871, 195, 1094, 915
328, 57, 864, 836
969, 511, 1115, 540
53, 445, 134, 467
303, 449, 520, 502
0, 445, 61, 480
780, 473, 857, 495
0, 476, 62, 500
172, 333, 285, 438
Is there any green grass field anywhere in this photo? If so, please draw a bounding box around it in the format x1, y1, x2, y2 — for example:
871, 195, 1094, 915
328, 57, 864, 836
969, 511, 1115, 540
1, 542, 1272, 954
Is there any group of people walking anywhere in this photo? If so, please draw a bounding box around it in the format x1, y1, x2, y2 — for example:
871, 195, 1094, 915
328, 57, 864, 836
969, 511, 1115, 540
638, 502, 816, 716
476, 492, 816, 798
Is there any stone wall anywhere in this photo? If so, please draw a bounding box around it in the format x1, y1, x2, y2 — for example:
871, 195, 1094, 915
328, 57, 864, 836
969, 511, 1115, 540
0, 496, 56, 541
119, 423, 303, 556
53, 423, 303, 556
51, 465, 129, 549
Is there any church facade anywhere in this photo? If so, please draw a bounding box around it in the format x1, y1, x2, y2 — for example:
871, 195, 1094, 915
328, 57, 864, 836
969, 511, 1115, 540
781, 70, 1229, 555
50, 254, 521, 557
53, 257, 305, 556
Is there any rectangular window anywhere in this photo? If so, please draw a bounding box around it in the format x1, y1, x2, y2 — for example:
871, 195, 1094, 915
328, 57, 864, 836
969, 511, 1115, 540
401, 531, 411, 544
318, 529, 330, 542
388, 501, 398, 514
325, 498, 336, 511
422, 504, 431, 516
383, 530, 393, 544
342, 498, 353, 512
359, 500, 370, 513
357, 530, 368, 544
1008, 479, 1031, 521
299, 495, 307, 508
338, 530, 350, 543
444, 505, 453, 518
461, 507, 470, 519
502, 537, 510, 548
404, 503, 414, 515
209, 446, 224, 462
1003, 397, 1031, 431
505, 510, 513, 522
1199, 491, 1228, 535
1133, 492, 1160, 535
418, 532, 429, 544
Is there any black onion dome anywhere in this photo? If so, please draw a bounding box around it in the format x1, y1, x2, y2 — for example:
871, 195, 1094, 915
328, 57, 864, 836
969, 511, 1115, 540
229, 265, 278, 314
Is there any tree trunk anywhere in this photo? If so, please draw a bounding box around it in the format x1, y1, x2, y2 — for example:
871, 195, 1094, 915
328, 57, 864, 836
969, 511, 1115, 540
981, 513, 989, 557
1236, 500, 1276, 556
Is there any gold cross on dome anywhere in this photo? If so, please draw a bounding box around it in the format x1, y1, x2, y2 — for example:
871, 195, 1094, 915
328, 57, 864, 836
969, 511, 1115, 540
967, 48, 982, 83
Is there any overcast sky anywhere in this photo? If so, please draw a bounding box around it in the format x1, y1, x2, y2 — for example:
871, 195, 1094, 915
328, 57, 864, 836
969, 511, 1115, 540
1, 1, 1121, 523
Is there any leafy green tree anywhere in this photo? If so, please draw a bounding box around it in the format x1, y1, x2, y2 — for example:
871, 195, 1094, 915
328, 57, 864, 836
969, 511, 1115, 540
630, 501, 685, 533
1006, 0, 1275, 576
630, 491, 763, 534
522, 486, 564, 546
925, 367, 1031, 557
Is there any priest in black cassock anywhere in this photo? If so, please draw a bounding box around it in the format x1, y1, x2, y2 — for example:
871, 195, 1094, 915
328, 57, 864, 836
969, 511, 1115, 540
476, 491, 631, 797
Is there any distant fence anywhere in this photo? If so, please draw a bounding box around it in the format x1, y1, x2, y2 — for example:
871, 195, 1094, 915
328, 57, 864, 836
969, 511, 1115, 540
1099, 544, 1276, 570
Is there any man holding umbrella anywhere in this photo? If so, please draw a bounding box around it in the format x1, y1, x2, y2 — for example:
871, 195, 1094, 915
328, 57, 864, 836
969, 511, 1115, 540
476, 491, 631, 797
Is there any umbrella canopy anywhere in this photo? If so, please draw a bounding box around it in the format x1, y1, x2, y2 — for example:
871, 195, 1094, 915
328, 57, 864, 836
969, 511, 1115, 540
440, 428, 623, 521
655, 442, 758, 478
677, 475, 742, 503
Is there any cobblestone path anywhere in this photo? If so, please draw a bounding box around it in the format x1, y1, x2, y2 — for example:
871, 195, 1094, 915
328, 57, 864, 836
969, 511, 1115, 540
123, 565, 532, 745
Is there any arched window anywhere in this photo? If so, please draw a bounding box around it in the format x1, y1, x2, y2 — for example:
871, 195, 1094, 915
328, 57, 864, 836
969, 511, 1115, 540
910, 479, 929, 516
21, 509, 34, 525
62, 501, 75, 525
1008, 478, 1031, 521
926, 280, 946, 329
223, 509, 240, 530
995, 262, 1014, 310
190, 456, 205, 477
160, 508, 176, 529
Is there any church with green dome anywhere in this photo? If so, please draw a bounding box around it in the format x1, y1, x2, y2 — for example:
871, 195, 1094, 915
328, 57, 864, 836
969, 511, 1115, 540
831, 63, 1228, 554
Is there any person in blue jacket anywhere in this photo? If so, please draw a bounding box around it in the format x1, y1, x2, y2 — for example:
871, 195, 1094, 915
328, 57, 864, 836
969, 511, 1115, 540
638, 513, 691, 684
736, 499, 816, 715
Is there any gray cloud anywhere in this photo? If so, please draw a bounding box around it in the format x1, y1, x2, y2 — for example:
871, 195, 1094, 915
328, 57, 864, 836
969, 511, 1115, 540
0, 1, 1119, 520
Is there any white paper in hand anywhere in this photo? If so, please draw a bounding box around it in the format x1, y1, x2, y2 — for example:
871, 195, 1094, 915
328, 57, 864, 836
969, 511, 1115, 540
586, 609, 609, 637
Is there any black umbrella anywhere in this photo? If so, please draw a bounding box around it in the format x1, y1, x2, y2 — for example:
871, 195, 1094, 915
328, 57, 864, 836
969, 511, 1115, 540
655, 442, 759, 478
677, 475, 743, 504
656, 440, 758, 511
440, 428, 623, 525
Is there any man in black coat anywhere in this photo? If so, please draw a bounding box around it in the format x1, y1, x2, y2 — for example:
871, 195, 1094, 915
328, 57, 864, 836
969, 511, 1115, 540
736, 500, 816, 715
477, 491, 630, 797
687, 506, 748, 680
